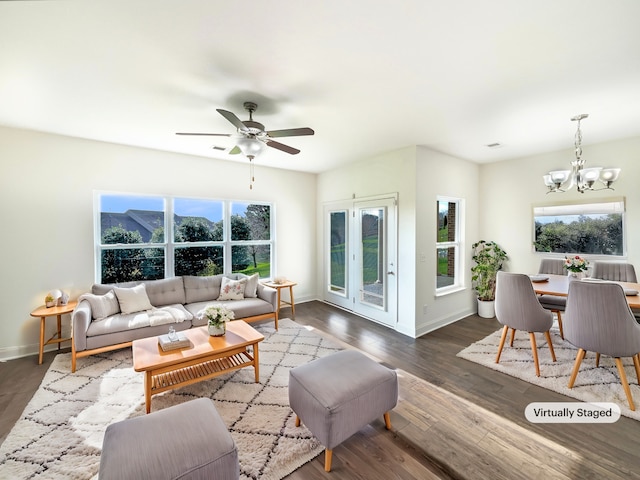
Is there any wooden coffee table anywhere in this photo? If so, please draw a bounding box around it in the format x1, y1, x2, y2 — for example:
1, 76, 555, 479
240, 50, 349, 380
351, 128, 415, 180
132, 320, 264, 413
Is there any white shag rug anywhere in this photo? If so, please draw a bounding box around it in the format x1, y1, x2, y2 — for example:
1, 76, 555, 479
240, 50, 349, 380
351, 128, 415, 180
0, 319, 343, 479
457, 323, 640, 421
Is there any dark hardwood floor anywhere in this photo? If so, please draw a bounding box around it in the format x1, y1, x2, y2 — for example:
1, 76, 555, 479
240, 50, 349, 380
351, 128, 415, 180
1, 301, 639, 479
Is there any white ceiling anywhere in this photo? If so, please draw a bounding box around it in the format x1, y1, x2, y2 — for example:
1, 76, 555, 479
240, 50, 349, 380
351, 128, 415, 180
2, 0, 640, 174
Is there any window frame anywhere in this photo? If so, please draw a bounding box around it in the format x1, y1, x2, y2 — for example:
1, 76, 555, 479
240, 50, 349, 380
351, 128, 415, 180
95, 191, 274, 283
436, 195, 465, 295
532, 197, 626, 258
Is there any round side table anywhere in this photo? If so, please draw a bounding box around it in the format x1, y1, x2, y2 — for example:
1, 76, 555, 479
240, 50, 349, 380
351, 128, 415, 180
31, 301, 77, 365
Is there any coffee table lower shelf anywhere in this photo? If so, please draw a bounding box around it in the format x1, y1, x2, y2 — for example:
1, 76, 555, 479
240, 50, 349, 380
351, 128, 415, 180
149, 351, 255, 394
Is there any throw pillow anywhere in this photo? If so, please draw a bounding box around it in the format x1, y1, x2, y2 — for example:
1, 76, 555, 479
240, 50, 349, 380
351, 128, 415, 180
217, 277, 247, 301
113, 284, 154, 314
78, 290, 120, 321
244, 273, 260, 298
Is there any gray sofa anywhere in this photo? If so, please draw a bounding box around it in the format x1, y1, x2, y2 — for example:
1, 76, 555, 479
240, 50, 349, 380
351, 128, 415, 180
71, 273, 278, 372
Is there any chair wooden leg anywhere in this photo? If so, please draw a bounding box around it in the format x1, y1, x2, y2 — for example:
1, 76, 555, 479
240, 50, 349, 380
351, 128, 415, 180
615, 358, 636, 411
383, 411, 392, 430
555, 311, 564, 340
496, 325, 509, 364
633, 354, 640, 384
324, 449, 333, 472
544, 331, 556, 362
509, 328, 516, 347
529, 332, 541, 377
568, 348, 586, 388
596, 352, 601, 367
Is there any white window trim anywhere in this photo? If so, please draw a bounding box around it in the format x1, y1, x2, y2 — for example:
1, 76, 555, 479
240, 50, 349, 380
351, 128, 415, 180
436, 196, 465, 296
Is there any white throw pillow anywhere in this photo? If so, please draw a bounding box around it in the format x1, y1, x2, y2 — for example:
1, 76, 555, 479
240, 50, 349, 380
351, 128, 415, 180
217, 277, 247, 301
113, 284, 154, 314
244, 273, 260, 298
78, 290, 120, 320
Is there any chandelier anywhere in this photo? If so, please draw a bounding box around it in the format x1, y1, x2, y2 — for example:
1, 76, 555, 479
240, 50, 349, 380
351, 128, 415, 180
543, 114, 621, 193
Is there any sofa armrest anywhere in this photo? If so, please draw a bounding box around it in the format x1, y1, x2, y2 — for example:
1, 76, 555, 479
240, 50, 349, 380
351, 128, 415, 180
257, 283, 278, 312
72, 299, 92, 352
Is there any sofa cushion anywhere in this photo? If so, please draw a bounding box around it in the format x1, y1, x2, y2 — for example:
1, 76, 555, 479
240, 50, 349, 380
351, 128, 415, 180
243, 273, 260, 298
113, 284, 153, 314
217, 277, 247, 301
184, 275, 223, 303
141, 277, 186, 306
78, 290, 120, 321
186, 298, 274, 326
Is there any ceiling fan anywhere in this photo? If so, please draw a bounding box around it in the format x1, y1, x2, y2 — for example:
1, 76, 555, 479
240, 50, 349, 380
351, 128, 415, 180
176, 101, 314, 158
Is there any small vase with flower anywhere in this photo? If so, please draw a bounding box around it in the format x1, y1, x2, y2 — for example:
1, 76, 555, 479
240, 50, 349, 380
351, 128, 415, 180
564, 255, 589, 279
199, 304, 234, 337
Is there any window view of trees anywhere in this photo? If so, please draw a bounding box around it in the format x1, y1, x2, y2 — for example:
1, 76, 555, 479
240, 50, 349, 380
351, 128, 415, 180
98, 194, 272, 283
436, 198, 459, 289
534, 214, 623, 254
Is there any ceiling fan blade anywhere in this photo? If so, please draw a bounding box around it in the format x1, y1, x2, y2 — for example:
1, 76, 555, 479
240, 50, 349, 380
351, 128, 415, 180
266, 140, 300, 155
216, 109, 247, 131
266, 127, 314, 138
229, 145, 241, 155
176, 132, 231, 136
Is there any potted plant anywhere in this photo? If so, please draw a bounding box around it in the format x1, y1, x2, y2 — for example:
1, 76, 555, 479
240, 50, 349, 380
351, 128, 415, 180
199, 304, 235, 337
471, 240, 508, 318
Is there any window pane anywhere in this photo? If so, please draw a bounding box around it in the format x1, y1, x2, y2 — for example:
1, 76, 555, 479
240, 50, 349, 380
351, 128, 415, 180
174, 198, 223, 242
101, 247, 165, 283
437, 200, 456, 242
231, 244, 271, 277
231, 203, 271, 241
175, 246, 223, 276
437, 247, 456, 288
533, 202, 624, 255
330, 211, 347, 294
101, 195, 164, 244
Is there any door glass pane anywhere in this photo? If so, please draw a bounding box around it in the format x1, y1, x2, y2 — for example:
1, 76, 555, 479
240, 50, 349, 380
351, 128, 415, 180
329, 211, 347, 295
360, 207, 385, 308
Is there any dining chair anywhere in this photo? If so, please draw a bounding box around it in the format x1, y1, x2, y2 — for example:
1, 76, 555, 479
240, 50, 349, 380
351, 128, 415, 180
591, 261, 638, 282
564, 281, 640, 411
495, 272, 557, 377
537, 258, 567, 339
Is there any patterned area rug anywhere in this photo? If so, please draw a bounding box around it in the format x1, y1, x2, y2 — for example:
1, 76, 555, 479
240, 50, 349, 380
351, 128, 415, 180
0, 319, 343, 479
457, 323, 640, 421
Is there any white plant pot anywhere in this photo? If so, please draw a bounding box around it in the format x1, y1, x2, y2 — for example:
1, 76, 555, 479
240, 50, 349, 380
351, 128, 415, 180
208, 323, 226, 337
477, 299, 495, 318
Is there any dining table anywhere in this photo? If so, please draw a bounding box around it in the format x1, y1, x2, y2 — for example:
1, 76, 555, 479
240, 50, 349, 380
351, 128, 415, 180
531, 274, 640, 309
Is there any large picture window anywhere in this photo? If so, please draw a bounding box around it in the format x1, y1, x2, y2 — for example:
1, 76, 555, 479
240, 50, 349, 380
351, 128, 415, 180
97, 193, 273, 283
533, 199, 625, 256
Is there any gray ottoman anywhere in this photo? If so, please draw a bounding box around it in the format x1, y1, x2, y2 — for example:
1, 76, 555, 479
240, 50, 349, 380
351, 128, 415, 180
99, 398, 239, 480
288, 350, 398, 472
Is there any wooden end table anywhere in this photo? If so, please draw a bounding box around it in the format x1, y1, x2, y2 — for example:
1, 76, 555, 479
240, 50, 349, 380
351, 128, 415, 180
132, 320, 264, 413
262, 280, 297, 316
31, 301, 77, 365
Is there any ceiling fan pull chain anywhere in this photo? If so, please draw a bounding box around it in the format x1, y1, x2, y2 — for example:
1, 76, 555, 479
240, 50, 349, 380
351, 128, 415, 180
249, 157, 255, 189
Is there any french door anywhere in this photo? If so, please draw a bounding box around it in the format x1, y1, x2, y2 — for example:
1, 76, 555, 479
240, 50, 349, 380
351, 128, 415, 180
324, 195, 397, 327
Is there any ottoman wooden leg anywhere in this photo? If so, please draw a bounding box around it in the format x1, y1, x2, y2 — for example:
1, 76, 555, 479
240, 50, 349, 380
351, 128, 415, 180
384, 411, 392, 430
295, 415, 301, 427
325, 449, 333, 472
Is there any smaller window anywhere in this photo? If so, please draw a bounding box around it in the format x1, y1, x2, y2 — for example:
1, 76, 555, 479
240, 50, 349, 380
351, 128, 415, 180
436, 197, 462, 292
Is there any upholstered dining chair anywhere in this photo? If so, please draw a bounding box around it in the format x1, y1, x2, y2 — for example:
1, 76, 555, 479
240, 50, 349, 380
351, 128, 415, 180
495, 272, 557, 377
564, 281, 640, 411
591, 261, 638, 282
537, 258, 567, 339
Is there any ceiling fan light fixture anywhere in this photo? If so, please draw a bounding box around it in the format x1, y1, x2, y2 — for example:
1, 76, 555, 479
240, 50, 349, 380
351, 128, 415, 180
236, 136, 265, 158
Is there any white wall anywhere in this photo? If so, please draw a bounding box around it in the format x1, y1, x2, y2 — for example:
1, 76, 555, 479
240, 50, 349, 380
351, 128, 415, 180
0, 126, 317, 360
415, 146, 480, 336
316, 146, 418, 336
479, 137, 640, 275
316, 145, 480, 338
